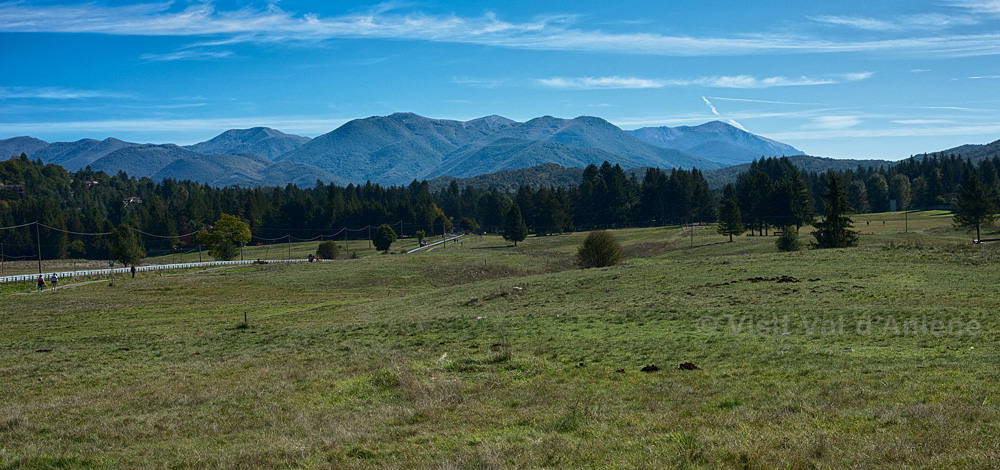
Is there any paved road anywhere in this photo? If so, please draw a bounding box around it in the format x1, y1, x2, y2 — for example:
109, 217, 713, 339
405, 234, 466, 253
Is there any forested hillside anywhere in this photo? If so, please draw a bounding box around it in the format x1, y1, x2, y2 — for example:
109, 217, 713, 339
2, 150, 999, 261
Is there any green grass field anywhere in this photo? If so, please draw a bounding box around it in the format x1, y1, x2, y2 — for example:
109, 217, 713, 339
3, 211, 1000, 468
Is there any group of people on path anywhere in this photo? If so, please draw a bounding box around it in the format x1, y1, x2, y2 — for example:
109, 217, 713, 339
32, 264, 138, 293
36, 273, 57, 292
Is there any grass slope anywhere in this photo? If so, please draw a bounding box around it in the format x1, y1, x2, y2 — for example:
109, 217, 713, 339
2, 211, 1000, 468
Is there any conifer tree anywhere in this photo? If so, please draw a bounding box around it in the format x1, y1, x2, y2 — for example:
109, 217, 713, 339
953, 174, 997, 242
716, 184, 744, 242
503, 204, 528, 246
813, 171, 859, 248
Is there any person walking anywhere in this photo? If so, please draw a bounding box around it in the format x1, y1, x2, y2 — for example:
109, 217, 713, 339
37, 275, 44, 292
50, 273, 58, 290
131, 265, 136, 278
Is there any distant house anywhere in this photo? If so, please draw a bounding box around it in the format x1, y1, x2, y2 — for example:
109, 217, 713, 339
123, 196, 143, 206
85, 180, 100, 186
0, 183, 25, 199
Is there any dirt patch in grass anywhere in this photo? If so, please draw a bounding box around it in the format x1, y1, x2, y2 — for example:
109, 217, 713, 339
622, 241, 673, 259
420, 264, 533, 287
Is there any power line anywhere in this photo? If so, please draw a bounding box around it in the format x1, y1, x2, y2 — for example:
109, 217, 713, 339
37, 222, 113, 236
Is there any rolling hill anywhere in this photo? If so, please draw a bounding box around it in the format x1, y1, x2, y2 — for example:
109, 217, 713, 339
928, 138, 1000, 163
89, 144, 346, 187
0, 136, 50, 159
185, 127, 311, 159
627, 121, 803, 166
278, 113, 719, 185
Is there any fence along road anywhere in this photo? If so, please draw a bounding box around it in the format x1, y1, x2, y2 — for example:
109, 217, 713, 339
2, 234, 470, 285
0, 259, 309, 285
404, 234, 466, 253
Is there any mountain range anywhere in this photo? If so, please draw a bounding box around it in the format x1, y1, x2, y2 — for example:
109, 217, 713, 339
929, 138, 1000, 163
274, 113, 725, 185
0, 112, 919, 189
627, 121, 803, 166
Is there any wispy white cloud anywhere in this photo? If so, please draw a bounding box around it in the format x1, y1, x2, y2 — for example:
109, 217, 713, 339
536, 72, 873, 90
664, 72, 872, 88
0, 116, 351, 143
950, 0, 1000, 14
2, 3, 1000, 58
968, 74, 1000, 79
702, 97, 720, 116
0, 86, 134, 100
808, 115, 863, 130
913, 106, 995, 112
452, 77, 510, 88
537, 76, 664, 89
140, 49, 234, 61
727, 119, 748, 131
770, 123, 1000, 140
893, 119, 954, 124
911, 68, 932, 73
810, 13, 978, 31
707, 96, 821, 105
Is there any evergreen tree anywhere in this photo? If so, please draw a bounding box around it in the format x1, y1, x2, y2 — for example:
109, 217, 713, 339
503, 204, 528, 246
716, 184, 744, 242
787, 170, 816, 230
953, 174, 997, 242
813, 172, 859, 248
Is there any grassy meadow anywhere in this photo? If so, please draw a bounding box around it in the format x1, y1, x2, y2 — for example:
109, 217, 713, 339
3, 210, 1000, 468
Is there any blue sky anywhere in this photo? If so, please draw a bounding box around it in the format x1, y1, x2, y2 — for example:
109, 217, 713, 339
2, 0, 1000, 160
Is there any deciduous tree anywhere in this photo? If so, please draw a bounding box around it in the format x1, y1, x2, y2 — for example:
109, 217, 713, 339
372, 224, 397, 253
108, 224, 146, 268
197, 214, 250, 261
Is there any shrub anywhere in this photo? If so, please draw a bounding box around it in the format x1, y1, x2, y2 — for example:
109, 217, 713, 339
373, 224, 397, 253
776, 227, 803, 252
577, 231, 623, 268
317, 240, 339, 259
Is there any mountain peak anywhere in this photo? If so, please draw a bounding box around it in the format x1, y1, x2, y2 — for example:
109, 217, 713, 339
467, 115, 517, 129
627, 122, 802, 166
186, 127, 310, 160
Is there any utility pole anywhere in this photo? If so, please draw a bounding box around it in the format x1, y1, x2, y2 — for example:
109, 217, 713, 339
198, 244, 202, 263
287, 234, 291, 260
368, 225, 372, 249
443, 219, 447, 248
35, 221, 42, 274
1, 242, 4, 274
690, 220, 694, 248
399, 221, 404, 239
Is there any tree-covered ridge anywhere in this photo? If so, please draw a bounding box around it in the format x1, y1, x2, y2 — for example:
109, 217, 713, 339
4, 148, 1000, 261
0, 154, 448, 260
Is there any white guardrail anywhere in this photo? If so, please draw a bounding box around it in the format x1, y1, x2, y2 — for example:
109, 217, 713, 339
404, 234, 467, 253
1, 235, 470, 285
0, 259, 308, 285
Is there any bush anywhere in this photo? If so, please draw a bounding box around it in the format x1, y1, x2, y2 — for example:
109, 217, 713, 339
317, 240, 339, 259
577, 231, 623, 268
776, 227, 803, 252
373, 224, 397, 253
